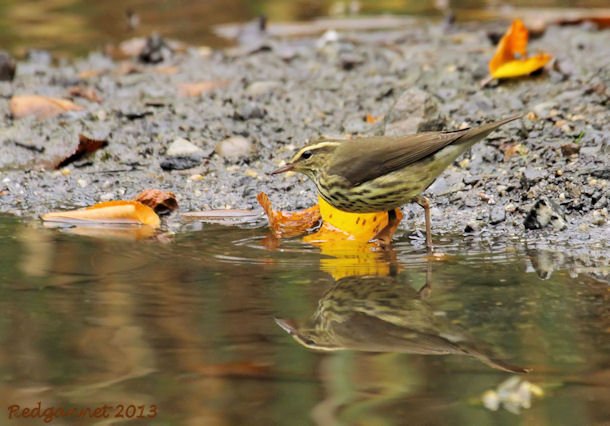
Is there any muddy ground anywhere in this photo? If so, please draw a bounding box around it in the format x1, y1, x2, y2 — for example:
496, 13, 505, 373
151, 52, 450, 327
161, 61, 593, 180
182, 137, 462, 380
0, 19, 608, 257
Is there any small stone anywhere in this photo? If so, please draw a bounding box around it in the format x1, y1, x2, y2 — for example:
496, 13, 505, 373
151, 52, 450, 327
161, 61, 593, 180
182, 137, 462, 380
532, 101, 556, 119
0, 51, 16, 81
189, 174, 204, 181
339, 52, 364, 70
246, 81, 281, 96
60, 168, 71, 176
77, 179, 87, 188
215, 136, 252, 161
166, 138, 203, 158
100, 192, 115, 201
523, 167, 546, 183
524, 198, 567, 231
560, 143, 580, 157
244, 168, 259, 178
555, 169, 563, 177
490, 206, 506, 225
234, 103, 266, 120
505, 203, 516, 213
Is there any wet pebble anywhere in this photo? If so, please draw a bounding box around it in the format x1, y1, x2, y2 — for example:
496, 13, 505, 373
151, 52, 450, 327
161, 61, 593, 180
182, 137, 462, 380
215, 136, 253, 161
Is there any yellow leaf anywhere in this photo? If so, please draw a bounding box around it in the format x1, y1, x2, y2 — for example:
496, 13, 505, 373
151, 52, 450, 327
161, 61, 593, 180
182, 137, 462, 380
488, 19, 552, 80
41, 200, 160, 228
303, 196, 390, 242
490, 53, 552, 79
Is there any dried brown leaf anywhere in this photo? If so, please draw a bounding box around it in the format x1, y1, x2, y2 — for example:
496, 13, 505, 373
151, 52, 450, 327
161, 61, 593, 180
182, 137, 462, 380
134, 189, 178, 215
55, 134, 108, 169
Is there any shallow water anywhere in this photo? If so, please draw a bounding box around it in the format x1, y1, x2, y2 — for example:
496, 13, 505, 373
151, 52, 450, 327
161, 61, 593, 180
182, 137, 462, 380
0, 214, 608, 425
1, 0, 608, 55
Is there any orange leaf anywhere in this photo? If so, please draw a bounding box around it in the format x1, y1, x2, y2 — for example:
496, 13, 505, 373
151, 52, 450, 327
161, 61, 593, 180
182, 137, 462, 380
41, 200, 160, 228
489, 19, 552, 79
257, 192, 321, 238
491, 53, 552, 79
134, 189, 178, 215
365, 113, 381, 124
10, 95, 82, 120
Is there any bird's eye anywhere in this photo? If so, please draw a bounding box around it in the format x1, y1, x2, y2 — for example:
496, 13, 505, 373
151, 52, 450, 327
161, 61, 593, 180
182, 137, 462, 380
301, 150, 313, 160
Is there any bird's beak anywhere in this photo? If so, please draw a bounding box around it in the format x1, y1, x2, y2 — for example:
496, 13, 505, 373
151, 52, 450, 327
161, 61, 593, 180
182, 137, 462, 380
274, 318, 298, 335
270, 163, 294, 175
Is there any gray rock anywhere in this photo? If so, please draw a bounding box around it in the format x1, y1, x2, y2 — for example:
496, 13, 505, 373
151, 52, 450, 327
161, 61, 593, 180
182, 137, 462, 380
383, 87, 447, 137
160, 157, 201, 171
490, 206, 506, 225
524, 198, 567, 231
215, 136, 252, 161
235, 103, 266, 120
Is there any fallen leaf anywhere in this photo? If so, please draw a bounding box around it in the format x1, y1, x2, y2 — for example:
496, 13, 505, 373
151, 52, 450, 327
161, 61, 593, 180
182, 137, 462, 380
55, 134, 108, 169
42, 200, 160, 228
303, 196, 397, 242
488, 19, 552, 80
68, 86, 103, 103
366, 113, 381, 124
134, 189, 178, 215
178, 80, 230, 97
78, 69, 104, 79
154, 65, 179, 75
10, 95, 82, 120
501, 143, 523, 161
257, 192, 321, 238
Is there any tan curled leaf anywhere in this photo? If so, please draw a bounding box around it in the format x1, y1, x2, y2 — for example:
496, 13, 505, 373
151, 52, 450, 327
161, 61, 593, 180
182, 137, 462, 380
10, 95, 82, 120
42, 200, 160, 228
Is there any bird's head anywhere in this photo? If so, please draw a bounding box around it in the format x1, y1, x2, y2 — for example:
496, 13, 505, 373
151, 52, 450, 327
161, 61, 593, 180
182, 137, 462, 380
271, 139, 341, 180
274, 318, 339, 351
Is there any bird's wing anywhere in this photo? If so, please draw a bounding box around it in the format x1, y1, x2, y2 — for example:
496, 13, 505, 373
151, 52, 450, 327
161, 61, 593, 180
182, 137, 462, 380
330, 130, 467, 186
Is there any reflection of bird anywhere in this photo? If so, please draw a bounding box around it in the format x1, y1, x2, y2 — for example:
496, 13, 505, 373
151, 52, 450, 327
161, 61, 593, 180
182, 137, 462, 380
272, 115, 522, 247
276, 275, 528, 373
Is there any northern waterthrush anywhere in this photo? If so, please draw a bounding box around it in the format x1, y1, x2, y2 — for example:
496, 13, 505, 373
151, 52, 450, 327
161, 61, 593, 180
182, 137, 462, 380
272, 114, 522, 247
275, 275, 528, 373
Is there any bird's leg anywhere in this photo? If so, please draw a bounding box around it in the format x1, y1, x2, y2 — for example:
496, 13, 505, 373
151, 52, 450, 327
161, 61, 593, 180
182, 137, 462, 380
414, 196, 433, 251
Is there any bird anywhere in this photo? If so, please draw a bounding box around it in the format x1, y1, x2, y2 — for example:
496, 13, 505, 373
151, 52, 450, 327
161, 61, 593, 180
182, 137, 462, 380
275, 275, 529, 373
272, 114, 522, 248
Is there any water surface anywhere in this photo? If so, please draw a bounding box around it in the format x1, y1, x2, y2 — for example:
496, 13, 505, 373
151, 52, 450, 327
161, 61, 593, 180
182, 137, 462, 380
0, 215, 608, 425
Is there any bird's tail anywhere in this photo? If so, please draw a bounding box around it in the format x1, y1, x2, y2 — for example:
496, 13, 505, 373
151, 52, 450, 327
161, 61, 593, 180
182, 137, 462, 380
456, 113, 523, 146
